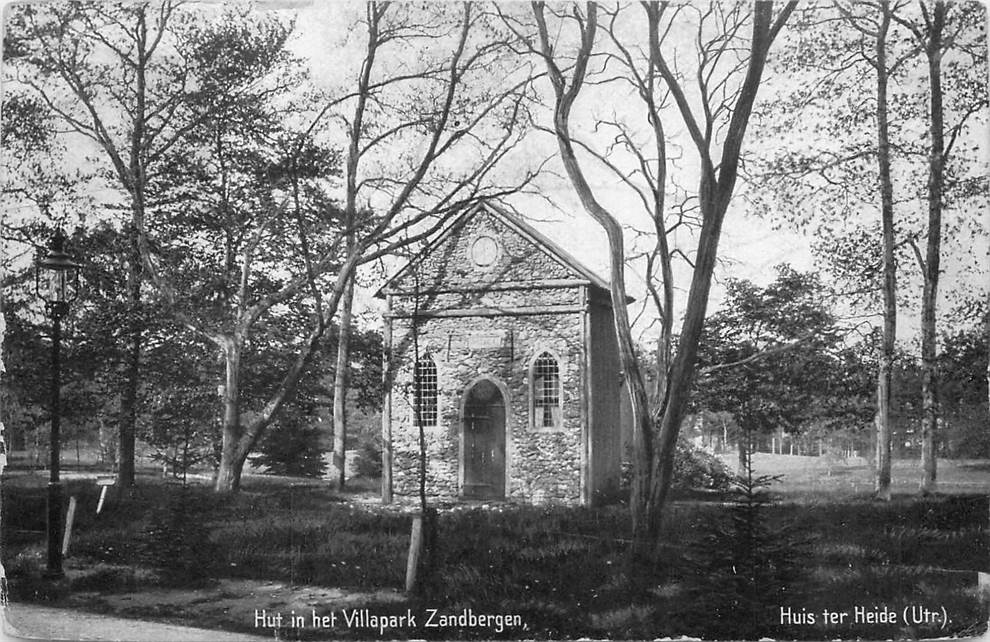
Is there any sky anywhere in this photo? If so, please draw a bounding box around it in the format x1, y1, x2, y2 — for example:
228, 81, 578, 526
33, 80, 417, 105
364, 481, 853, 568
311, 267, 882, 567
279, 0, 987, 345
281, 1, 824, 334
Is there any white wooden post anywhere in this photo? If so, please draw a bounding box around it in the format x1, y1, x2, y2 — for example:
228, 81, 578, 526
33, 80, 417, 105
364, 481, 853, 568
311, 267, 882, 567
96, 476, 115, 514
61, 496, 77, 557
405, 512, 424, 593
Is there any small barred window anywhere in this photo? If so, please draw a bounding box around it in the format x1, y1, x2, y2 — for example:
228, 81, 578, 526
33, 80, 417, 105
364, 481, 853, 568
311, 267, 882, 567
414, 357, 438, 427
532, 352, 560, 428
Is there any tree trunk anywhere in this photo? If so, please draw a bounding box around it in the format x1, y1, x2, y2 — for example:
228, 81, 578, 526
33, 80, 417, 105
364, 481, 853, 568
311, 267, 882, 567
215, 339, 244, 492
331, 274, 355, 488
738, 435, 748, 472
646, 193, 743, 536
117, 224, 142, 487
874, 0, 896, 501
875, 359, 894, 499
34, 424, 40, 467
919, 2, 946, 496
97, 419, 106, 465
97, 416, 116, 466
118, 14, 151, 488
215, 442, 246, 492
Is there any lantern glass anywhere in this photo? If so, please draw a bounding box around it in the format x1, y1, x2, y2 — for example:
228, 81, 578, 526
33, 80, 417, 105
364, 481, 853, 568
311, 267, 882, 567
43, 269, 69, 303
35, 231, 82, 307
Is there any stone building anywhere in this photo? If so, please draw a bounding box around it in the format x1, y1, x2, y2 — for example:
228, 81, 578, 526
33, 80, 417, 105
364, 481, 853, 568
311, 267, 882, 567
378, 201, 627, 505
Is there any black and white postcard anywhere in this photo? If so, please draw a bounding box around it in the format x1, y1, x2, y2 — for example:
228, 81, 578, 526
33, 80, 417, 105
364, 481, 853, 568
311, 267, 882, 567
1, 1, 988, 640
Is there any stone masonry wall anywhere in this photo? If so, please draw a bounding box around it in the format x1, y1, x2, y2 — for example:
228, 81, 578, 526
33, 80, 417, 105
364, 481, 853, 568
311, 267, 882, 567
389, 308, 584, 504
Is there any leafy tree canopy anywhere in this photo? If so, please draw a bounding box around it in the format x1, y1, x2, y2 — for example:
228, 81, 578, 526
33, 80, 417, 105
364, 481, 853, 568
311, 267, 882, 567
694, 265, 872, 441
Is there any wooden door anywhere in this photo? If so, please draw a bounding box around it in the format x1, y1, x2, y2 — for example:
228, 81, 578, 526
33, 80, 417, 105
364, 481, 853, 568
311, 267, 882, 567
462, 380, 505, 499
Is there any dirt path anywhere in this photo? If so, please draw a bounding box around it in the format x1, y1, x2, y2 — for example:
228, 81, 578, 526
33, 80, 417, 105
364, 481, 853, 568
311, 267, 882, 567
3, 578, 407, 641
3, 602, 273, 641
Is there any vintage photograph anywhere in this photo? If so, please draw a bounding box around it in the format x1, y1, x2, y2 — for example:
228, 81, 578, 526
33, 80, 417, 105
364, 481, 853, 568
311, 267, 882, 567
1, 0, 988, 640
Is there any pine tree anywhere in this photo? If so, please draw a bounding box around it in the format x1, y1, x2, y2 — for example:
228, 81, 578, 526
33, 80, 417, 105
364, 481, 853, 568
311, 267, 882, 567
683, 429, 807, 638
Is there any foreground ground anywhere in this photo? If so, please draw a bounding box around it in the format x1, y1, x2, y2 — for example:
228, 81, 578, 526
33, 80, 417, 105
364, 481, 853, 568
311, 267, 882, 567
2, 455, 988, 640
3, 603, 271, 641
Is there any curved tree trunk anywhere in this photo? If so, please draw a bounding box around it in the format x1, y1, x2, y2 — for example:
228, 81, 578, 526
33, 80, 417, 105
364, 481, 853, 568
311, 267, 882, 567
211, 252, 361, 493
531, 2, 654, 546
532, 1, 795, 554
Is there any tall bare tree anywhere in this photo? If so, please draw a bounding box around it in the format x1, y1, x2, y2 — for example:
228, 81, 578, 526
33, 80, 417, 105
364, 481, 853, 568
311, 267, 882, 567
894, 0, 987, 494
832, 0, 914, 500
524, 0, 794, 548
909, 0, 947, 495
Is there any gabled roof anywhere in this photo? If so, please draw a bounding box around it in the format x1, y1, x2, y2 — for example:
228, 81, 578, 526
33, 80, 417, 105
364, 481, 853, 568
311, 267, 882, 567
376, 200, 634, 303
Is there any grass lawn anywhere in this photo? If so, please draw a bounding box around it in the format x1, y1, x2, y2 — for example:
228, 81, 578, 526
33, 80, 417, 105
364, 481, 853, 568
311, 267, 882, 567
742, 452, 990, 497
2, 457, 988, 640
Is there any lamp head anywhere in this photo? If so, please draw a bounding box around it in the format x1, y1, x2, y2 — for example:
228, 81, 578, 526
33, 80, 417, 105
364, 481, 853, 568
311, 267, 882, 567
35, 228, 82, 314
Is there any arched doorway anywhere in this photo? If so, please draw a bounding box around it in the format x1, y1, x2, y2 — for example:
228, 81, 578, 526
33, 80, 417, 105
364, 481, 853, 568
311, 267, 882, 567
462, 379, 506, 500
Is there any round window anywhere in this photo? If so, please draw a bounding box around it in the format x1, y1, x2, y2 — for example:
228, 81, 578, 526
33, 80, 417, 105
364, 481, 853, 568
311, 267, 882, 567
470, 235, 499, 267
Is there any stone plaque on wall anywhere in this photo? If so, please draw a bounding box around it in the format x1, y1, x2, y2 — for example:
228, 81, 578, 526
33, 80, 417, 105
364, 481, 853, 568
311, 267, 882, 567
447, 330, 509, 352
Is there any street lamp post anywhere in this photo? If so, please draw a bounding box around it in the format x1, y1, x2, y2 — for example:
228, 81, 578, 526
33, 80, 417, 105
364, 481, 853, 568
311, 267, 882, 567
35, 229, 81, 579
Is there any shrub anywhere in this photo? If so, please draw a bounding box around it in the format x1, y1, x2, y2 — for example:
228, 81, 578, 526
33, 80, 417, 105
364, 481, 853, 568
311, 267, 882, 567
671, 439, 733, 491
142, 485, 221, 587
250, 420, 327, 478
621, 438, 732, 494
354, 435, 383, 478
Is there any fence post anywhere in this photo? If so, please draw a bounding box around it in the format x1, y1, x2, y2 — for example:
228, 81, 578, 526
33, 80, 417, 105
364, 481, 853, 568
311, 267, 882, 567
405, 511, 424, 593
